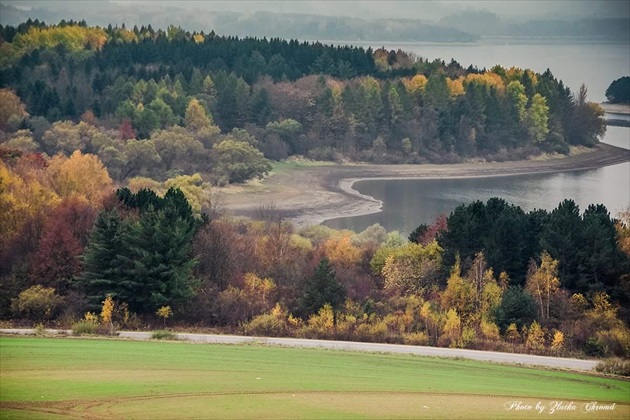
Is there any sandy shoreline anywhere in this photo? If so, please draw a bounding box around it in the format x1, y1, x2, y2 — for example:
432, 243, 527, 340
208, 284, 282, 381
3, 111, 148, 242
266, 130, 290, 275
220, 143, 630, 228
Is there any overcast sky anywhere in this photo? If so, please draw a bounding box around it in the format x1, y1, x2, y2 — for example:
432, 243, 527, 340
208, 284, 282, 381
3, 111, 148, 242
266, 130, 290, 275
5, 0, 630, 21
451, 0, 629, 18
115, 0, 630, 20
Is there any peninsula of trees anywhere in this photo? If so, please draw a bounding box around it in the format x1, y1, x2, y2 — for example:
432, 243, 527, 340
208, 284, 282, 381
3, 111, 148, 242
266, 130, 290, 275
606, 76, 630, 104
1, 20, 606, 187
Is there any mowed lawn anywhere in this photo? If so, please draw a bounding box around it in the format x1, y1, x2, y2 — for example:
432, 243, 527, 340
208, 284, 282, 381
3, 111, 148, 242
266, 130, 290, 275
1, 336, 628, 419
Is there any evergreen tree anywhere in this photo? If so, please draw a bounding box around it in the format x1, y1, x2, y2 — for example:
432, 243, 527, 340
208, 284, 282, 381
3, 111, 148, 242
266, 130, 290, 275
408, 224, 428, 244
539, 199, 583, 291
81, 188, 198, 313
301, 257, 345, 317
81, 209, 129, 307
493, 286, 537, 331
605, 76, 630, 104
578, 204, 627, 293
117, 200, 197, 312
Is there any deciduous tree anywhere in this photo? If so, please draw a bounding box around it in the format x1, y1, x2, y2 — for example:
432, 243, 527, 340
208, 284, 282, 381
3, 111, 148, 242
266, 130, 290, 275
0, 89, 28, 131
525, 252, 560, 323
185, 98, 214, 131
212, 139, 271, 184
47, 150, 113, 206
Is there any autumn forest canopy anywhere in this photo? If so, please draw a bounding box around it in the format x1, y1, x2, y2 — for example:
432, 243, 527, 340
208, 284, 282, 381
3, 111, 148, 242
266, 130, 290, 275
1, 20, 628, 360
0, 19, 607, 175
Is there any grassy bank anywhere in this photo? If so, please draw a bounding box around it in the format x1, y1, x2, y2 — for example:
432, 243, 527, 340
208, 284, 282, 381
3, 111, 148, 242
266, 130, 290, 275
1, 336, 628, 419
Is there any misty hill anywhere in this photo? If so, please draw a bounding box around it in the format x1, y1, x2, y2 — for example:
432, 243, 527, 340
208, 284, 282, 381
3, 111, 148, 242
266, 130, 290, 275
440, 10, 629, 40
0, 3, 477, 43
3, 1, 628, 42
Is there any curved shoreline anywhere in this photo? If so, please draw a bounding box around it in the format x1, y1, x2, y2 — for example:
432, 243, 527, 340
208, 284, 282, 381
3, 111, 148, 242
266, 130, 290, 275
221, 143, 630, 228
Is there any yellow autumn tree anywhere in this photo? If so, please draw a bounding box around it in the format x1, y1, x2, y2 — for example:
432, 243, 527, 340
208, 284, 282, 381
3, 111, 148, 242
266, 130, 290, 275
446, 77, 465, 97
100, 294, 115, 332
402, 74, 428, 94
323, 235, 362, 269
185, 98, 214, 131
163, 174, 209, 216
464, 72, 505, 92
525, 320, 546, 352
305, 303, 336, 339
47, 151, 113, 206
505, 323, 521, 343
441, 308, 462, 348
480, 270, 503, 320
480, 319, 501, 340
156, 305, 173, 327
0, 88, 28, 130
127, 176, 162, 193
11, 25, 107, 58
441, 259, 475, 323
551, 330, 564, 352
525, 252, 560, 323
244, 273, 276, 316
126, 173, 209, 216
0, 161, 60, 247
419, 301, 442, 343
381, 242, 442, 296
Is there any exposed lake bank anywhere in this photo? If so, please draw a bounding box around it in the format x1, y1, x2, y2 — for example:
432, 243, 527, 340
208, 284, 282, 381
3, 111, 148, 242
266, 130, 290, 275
220, 143, 630, 228
601, 102, 630, 115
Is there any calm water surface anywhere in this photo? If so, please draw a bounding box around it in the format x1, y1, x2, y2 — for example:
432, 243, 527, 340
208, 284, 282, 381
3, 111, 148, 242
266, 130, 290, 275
324, 39, 630, 235
324, 126, 630, 235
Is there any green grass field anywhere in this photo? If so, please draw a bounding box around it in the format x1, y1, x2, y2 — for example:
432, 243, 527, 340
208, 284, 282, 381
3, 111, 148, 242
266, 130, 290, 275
1, 336, 628, 419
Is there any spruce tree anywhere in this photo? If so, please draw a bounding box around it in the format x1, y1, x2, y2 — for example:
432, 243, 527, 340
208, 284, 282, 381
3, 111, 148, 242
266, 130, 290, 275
80, 209, 129, 308
81, 188, 198, 313
301, 257, 345, 317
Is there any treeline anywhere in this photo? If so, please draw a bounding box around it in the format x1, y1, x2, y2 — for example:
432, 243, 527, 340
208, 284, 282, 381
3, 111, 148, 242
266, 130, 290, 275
434, 199, 628, 294
0, 20, 606, 172
606, 76, 630, 104
2, 149, 629, 358
0, 89, 271, 185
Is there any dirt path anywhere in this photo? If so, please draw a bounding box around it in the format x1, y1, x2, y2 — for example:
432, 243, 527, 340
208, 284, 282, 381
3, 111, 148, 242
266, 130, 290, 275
219, 144, 630, 227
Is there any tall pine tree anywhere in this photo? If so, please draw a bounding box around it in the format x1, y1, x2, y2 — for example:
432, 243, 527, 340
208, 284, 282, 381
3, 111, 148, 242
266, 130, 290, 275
301, 257, 345, 317
81, 188, 199, 313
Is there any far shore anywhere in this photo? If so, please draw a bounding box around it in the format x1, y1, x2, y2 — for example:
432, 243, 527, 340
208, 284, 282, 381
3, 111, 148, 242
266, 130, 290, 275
601, 102, 630, 115
219, 143, 630, 228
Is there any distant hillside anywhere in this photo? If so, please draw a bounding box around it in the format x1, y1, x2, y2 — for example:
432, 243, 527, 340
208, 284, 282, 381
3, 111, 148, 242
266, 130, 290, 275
440, 10, 629, 40
0, 3, 477, 43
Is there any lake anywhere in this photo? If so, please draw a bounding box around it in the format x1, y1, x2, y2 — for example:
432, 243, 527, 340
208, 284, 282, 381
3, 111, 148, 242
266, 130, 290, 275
323, 38, 630, 235
324, 126, 630, 236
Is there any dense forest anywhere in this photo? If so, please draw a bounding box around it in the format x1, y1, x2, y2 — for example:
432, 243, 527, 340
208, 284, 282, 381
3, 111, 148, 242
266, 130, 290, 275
0, 20, 606, 182
1, 21, 627, 359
